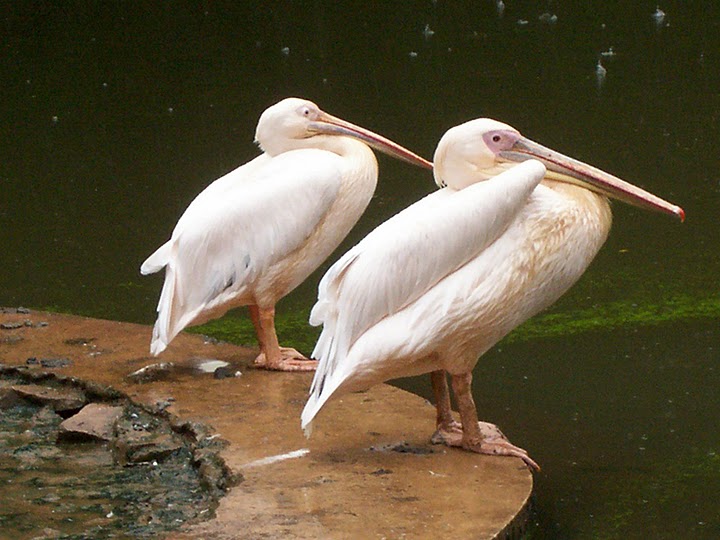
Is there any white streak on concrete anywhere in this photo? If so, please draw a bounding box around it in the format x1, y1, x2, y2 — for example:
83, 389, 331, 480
244, 448, 310, 468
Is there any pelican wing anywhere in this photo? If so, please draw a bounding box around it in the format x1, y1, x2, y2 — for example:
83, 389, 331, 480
306, 161, 547, 411
143, 149, 343, 354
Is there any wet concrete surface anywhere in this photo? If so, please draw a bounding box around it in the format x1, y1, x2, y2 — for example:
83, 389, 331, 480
0, 308, 533, 539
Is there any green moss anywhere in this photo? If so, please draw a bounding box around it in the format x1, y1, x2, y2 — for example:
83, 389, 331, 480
186, 293, 720, 354
187, 308, 320, 355
185, 316, 256, 347
505, 294, 720, 344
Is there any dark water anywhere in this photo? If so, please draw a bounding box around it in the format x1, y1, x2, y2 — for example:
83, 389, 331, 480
2, 2, 718, 538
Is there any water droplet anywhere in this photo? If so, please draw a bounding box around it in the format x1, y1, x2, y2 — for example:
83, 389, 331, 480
596, 60, 607, 90
653, 6, 666, 27
539, 13, 558, 25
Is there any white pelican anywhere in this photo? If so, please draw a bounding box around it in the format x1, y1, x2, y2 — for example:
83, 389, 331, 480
302, 118, 684, 469
141, 97, 432, 371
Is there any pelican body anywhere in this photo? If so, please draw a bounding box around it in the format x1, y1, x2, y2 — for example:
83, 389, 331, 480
141, 97, 431, 371
302, 118, 683, 468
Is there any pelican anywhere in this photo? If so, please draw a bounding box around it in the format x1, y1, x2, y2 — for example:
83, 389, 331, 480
141, 97, 432, 371
302, 118, 684, 469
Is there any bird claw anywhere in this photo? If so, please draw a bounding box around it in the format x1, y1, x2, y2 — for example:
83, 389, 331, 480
253, 348, 318, 372
466, 438, 541, 472
431, 420, 540, 472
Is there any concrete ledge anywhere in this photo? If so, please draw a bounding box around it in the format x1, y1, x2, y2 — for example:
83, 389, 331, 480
0, 309, 532, 539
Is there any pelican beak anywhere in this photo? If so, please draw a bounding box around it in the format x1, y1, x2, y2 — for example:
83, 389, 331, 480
500, 137, 685, 221
309, 111, 433, 170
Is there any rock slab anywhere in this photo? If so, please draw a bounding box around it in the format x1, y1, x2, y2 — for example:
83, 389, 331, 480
12, 384, 87, 413
59, 403, 123, 441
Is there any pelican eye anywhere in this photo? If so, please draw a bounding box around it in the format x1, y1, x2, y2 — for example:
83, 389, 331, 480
483, 129, 520, 154
299, 105, 321, 122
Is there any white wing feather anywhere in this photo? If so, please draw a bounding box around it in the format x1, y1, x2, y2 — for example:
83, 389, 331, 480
303, 160, 547, 430
143, 149, 343, 354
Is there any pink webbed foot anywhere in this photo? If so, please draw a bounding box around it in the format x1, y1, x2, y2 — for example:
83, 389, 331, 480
431, 420, 540, 472
253, 347, 318, 372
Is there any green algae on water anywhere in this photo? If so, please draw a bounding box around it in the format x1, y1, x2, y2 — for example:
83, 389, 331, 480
188, 307, 321, 355
187, 293, 720, 352
506, 294, 720, 344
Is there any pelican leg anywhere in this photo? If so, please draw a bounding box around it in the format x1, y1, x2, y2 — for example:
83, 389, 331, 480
251, 306, 317, 372
430, 370, 462, 444
248, 305, 266, 351
439, 372, 540, 471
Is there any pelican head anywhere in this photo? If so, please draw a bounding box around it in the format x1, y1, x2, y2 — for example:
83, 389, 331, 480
255, 97, 432, 169
433, 118, 684, 221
